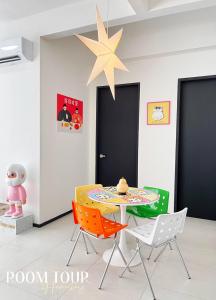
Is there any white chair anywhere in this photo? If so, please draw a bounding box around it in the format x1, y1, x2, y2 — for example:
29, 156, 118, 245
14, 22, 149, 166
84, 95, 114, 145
120, 208, 191, 300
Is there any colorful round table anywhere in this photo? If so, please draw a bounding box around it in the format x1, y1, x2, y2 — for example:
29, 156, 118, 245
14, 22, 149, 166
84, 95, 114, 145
88, 186, 159, 267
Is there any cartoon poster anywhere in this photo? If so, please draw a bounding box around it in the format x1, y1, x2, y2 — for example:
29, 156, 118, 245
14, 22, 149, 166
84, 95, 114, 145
57, 93, 83, 133
147, 101, 170, 125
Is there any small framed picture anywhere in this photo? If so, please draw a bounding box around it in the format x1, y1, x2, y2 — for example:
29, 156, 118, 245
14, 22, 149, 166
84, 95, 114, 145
147, 101, 171, 125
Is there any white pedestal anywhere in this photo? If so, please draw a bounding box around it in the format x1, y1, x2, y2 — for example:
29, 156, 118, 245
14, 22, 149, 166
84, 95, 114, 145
0, 214, 34, 234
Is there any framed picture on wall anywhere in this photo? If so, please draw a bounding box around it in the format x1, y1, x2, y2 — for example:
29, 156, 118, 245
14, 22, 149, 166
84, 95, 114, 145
57, 93, 83, 133
147, 101, 171, 125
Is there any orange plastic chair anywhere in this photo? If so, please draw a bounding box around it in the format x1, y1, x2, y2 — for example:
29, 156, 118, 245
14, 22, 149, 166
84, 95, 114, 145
67, 201, 130, 289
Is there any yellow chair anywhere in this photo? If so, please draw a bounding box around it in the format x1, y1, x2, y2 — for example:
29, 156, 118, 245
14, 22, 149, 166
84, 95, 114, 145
70, 184, 119, 242
75, 184, 119, 215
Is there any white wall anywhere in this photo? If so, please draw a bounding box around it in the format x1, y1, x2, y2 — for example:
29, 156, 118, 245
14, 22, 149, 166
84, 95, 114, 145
1, 4, 216, 223
118, 7, 216, 59
88, 9, 216, 212
0, 61, 40, 221
0, 0, 134, 224
40, 37, 93, 223
0, 14, 41, 223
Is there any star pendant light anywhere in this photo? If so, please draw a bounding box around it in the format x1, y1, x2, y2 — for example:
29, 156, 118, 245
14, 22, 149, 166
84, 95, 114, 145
76, 7, 128, 99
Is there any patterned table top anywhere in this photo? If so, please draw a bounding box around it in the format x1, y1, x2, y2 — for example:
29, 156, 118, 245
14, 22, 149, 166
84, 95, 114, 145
88, 186, 160, 206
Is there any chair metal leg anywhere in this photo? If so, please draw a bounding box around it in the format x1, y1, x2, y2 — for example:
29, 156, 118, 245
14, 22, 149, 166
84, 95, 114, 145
98, 242, 117, 289
174, 238, 191, 279
119, 248, 138, 278
154, 243, 168, 263
70, 225, 78, 241
86, 235, 98, 254
66, 230, 81, 266
82, 233, 89, 254
115, 242, 131, 272
148, 247, 154, 260
168, 242, 173, 250
112, 213, 116, 222
127, 215, 131, 224
132, 216, 138, 226
138, 244, 157, 300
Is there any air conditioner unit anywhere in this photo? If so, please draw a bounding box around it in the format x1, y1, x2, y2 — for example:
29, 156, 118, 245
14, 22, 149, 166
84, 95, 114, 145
0, 37, 33, 65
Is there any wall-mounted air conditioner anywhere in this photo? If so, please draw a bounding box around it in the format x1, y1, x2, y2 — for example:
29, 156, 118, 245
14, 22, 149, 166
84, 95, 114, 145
0, 37, 33, 65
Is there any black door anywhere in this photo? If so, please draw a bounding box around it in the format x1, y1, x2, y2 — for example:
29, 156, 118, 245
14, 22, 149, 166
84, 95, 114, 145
96, 83, 140, 187
175, 76, 216, 220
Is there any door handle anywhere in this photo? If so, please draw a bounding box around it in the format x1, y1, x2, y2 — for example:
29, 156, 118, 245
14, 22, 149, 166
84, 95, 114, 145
99, 154, 106, 159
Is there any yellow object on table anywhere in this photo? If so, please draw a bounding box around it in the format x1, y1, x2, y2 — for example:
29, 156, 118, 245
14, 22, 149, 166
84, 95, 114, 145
116, 177, 129, 194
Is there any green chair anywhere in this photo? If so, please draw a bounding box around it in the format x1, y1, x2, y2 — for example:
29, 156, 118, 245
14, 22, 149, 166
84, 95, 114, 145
126, 187, 169, 220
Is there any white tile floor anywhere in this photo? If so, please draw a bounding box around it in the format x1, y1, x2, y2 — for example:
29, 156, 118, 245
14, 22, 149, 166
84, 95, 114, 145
0, 214, 215, 300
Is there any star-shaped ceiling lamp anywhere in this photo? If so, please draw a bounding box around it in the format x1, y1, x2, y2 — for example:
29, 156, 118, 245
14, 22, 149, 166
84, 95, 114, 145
76, 7, 128, 99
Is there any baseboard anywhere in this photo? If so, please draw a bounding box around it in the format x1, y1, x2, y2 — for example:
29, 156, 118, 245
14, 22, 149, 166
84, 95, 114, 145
33, 210, 72, 228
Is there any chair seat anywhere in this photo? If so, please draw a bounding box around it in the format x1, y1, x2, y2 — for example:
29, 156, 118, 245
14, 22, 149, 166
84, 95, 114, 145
101, 217, 127, 238
81, 200, 119, 215
126, 220, 156, 246
95, 202, 119, 215
126, 186, 169, 219
126, 205, 160, 218
75, 184, 119, 216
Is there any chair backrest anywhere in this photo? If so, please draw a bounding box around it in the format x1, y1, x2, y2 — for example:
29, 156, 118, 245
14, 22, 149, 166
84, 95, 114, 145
73, 201, 104, 237
144, 186, 169, 214
151, 208, 188, 246
75, 184, 103, 205
72, 200, 78, 224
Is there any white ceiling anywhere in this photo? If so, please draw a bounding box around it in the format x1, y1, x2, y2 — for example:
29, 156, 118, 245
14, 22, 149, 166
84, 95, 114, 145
1, 0, 216, 23
0, 0, 84, 21
123, 0, 216, 24
148, 0, 216, 10
1, 0, 216, 37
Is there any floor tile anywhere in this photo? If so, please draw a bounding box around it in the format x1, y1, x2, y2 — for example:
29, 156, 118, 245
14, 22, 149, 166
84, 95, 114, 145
141, 285, 205, 300
0, 215, 214, 300
0, 282, 43, 300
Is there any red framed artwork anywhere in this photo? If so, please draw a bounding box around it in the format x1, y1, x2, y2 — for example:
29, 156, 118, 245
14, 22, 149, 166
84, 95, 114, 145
57, 93, 83, 133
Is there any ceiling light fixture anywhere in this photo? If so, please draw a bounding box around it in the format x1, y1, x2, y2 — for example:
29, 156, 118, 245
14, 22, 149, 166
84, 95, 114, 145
76, 5, 128, 100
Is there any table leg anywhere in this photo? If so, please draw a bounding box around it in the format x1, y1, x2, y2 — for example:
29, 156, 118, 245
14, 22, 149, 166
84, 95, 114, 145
119, 206, 128, 255
102, 206, 141, 267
